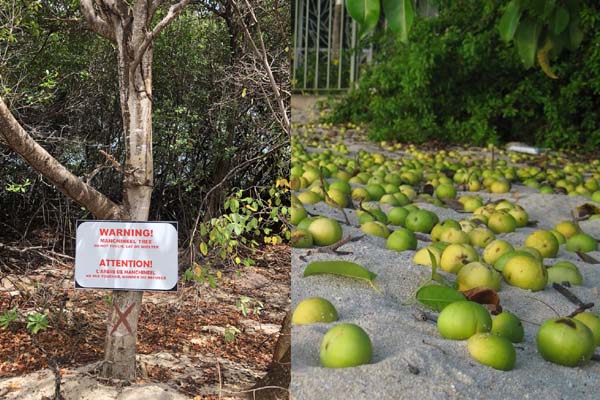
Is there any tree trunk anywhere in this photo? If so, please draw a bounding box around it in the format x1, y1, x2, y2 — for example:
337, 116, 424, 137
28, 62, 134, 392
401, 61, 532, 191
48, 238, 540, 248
102, 16, 154, 380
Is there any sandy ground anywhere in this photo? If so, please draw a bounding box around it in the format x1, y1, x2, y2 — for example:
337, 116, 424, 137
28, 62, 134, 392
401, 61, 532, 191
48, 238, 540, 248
291, 97, 600, 400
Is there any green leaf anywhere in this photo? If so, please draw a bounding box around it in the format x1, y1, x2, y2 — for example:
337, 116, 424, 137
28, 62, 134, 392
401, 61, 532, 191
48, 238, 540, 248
383, 0, 415, 43
550, 6, 569, 35
346, 0, 381, 39
542, 0, 557, 19
416, 284, 466, 312
304, 260, 379, 290
200, 242, 208, 256
567, 14, 583, 50
498, 0, 522, 43
514, 18, 542, 68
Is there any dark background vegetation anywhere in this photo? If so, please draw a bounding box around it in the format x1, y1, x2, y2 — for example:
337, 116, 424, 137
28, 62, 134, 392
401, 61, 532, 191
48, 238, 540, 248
327, 0, 600, 150
0, 0, 290, 250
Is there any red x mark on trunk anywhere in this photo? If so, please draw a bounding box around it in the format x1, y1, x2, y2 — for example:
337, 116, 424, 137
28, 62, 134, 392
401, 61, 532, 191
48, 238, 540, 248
110, 303, 135, 335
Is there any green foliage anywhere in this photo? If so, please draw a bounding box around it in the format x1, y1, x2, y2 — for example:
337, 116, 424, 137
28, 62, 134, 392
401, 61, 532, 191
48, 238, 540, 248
223, 325, 242, 342
236, 296, 264, 317
184, 180, 290, 285
346, 0, 381, 39
5, 178, 31, 193
346, 0, 416, 41
498, 0, 584, 70
328, 1, 600, 150
26, 312, 48, 334
0, 307, 18, 329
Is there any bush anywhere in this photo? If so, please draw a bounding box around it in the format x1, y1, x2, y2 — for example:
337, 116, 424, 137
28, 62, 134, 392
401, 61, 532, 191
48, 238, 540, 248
327, 1, 600, 150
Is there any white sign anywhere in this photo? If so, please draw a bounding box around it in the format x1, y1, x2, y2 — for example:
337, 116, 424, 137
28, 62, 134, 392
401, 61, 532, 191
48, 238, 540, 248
75, 220, 178, 291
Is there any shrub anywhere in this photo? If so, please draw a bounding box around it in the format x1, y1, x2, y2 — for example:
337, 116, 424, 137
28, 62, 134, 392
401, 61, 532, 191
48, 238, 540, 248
327, 1, 600, 150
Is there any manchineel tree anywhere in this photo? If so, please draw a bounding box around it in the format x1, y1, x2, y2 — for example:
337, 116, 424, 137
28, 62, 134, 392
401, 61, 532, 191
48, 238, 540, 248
345, 0, 584, 77
0, 0, 189, 380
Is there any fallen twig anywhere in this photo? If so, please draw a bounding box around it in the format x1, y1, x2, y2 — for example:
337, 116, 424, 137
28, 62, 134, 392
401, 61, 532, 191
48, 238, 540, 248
298, 235, 364, 262
552, 283, 595, 317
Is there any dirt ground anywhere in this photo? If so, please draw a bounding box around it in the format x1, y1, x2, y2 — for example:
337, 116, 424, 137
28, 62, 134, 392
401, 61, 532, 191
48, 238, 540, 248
0, 238, 290, 399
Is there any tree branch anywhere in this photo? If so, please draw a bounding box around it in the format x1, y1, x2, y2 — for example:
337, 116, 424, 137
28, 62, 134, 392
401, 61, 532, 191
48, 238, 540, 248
231, 0, 290, 138
130, 0, 190, 76
0, 97, 127, 220
80, 0, 116, 42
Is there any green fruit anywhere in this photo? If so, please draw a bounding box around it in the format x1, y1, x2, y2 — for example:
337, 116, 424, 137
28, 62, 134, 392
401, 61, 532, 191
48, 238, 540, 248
550, 230, 566, 245
292, 297, 338, 324
502, 253, 547, 291
358, 208, 387, 224
413, 246, 442, 267
487, 212, 517, 234
483, 240, 514, 266
547, 262, 583, 286
508, 208, 529, 228
360, 221, 390, 238
514, 246, 543, 260
439, 228, 471, 245
297, 190, 321, 204
365, 184, 385, 201
457, 261, 502, 291
492, 312, 524, 343
440, 244, 479, 274
490, 180, 511, 194
387, 207, 409, 226
536, 318, 595, 367
320, 323, 373, 368
468, 227, 495, 248
430, 220, 461, 242
297, 216, 318, 231
351, 187, 371, 201
437, 301, 492, 340
326, 188, 350, 208
525, 230, 559, 258
290, 229, 313, 248
386, 228, 417, 252
329, 180, 351, 194
308, 217, 343, 246
573, 312, 600, 347
435, 183, 457, 200
554, 221, 581, 239
290, 206, 307, 226
405, 209, 437, 233
468, 333, 516, 371
566, 233, 598, 253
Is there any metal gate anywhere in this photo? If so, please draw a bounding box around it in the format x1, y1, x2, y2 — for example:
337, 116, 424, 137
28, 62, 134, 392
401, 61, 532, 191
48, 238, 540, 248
292, 0, 373, 92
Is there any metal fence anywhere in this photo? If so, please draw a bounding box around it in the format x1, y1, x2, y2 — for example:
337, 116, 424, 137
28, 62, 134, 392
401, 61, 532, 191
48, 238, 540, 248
292, 0, 373, 92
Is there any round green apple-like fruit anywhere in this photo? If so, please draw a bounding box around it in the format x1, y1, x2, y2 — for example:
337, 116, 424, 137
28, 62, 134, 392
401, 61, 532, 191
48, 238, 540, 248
320, 323, 373, 368
550, 230, 566, 245
573, 312, 600, 347
290, 229, 313, 248
387, 207, 409, 226
437, 301, 492, 340
487, 212, 517, 234
440, 244, 479, 274
468, 333, 516, 371
357, 208, 387, 224
405, 209, 437, 233
325, 188, 350, 208
413, 246, 442, 267
514, 246, 543, 260
502, 253, 547, 291
307, 217, 343, 246
547, 261, 583, 286
360, 221, 390, 238
492, 312, 524, 343
439, 227, 471, 245
435, 183, 457, 200
292, 297, 338, 325
386, 228, 417, 252
297, 190, 321, 204
565, 233, 598, 253
430, 220, 461, 242
468, 227, 496, 248
536, 317, 595, 367
554, 221, 581, 239
483, 240, 514, 266
457, 262, 502, 291
525, 230, 560, 258
297, 216, 318, 231
290, 206, 308, 226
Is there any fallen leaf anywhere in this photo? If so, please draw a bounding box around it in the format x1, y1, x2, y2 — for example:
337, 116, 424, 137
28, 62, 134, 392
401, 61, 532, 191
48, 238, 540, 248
461, 287, 502, 314
577, 252, 600, 264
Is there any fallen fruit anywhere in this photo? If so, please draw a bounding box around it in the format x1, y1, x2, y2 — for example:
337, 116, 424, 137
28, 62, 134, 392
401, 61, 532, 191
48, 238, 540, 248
502, 253, 547, 291
565, 233, 598, 253
468, 333, 516, 371
307, 217, 343, 246
386, 228, 417, 252
320, 323, 373, 368
290, 229, 313, 248
536, 317, 594, 367
573, 312, 600, 347
437, 301, 492, 340
491, 311, 524, 343
292, 297, 338, 325
525, 230, 559, 258
457, 261, 502, 291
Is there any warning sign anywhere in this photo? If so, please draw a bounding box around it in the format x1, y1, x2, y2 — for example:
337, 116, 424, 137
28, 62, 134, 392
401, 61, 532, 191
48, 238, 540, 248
75, 220, 178, 291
